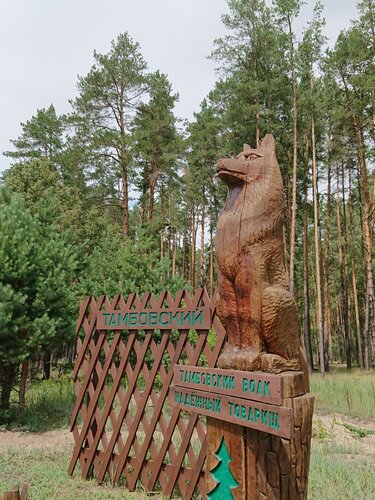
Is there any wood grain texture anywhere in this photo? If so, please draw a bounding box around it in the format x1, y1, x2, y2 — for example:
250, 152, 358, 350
206, 373, 314, 499
206, 135, 313, 498
215, 134, 308, 389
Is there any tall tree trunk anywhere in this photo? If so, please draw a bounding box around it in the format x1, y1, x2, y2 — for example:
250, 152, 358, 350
209, 189, 214, 296
303, 134, 313, 372
148, 159, 158, 224
190, 204, 196, 288
0, 363, 16, 410
339, 163, 351, 369
322, 141, 332, 369
348, 173, 364, 368
288, 14, 298, 297
119, 105, 129, 236
19, 360, 29, 411
354, 120, 374, 368
168, 189, 173, 263
43, 350, 51, 380
311, 116, 325, 376
200, 188, 206, 287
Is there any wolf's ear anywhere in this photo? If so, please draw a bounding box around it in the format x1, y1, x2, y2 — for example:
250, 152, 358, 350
260, 134, 275, 150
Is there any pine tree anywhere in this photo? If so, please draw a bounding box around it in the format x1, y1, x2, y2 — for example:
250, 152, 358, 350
71, 33, 148, 236
208, 437, 239, 499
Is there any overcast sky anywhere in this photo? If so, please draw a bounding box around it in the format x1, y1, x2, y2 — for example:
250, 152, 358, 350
0, 0, 359, 173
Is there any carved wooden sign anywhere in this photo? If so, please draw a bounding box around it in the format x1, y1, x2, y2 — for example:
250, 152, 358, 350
96, 306, 211, 330
173, 366, 293, 438
172, 386, 292, 439
174, 366, 282, 405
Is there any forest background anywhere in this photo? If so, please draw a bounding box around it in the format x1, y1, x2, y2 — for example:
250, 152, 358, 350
0, 0, 374, 412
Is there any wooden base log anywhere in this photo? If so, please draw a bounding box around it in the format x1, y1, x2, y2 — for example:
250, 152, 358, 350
206, 372, 314, 500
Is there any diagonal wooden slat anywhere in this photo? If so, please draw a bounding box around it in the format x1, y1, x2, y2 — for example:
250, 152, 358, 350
127, 329, 190, 490
69, 289, 226, 499
73, 296, 104, 381
68, 328, 122, 476
81, 330, 136, 478
113, 330, 171, 484
96, 331, 153, 483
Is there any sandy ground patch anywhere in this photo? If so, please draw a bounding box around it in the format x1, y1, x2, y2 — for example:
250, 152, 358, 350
0, 428, 73, 450
313, 413, 375, 455
0, 413, 374, 455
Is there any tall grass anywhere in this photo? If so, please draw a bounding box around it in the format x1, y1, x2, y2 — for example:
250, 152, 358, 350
0, 448, 153, 499
0, 377, 75, 431
310, 368, 375, 419
309, 442, 375, 499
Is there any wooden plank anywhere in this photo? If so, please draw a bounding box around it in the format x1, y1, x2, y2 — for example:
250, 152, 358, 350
174, 366, 283, 405
113, 330, 170, 484
97, 306, 211, 330
172, 387, 292, 439
72, 296, 104, 380
96, 331, 153, 483
128, 329, 190, 490
80, 331, 137, 478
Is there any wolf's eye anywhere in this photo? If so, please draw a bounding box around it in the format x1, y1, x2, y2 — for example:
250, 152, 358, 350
247, 154, 261, 161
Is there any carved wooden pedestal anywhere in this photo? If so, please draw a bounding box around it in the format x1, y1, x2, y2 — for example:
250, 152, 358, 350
206, 372, 314, 500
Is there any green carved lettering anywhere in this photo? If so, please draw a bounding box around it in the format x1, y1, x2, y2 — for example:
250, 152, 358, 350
242, 378, 248, 392
212, 374, 217, 387
228, 402, 234, 416
264, 381, 270, 396
270, 412, 280, 429
234, 404, 240, 418
254, 408, 261, 422
182, 311, 192, 325
149, 312, 158, 326
261, 410, 269, 425
217, 375, 223, 388
206, 373, 211, 386
193, 310, 203, 325
118, 313, 128, 326
229, 376, 235, 390
103, 313, 111, 326
241, 405, 247, 420
110, 313, 117, 326
160, 311, 169, 326
223, 375, 229, 389
170, 311, 181, 326
249, 379, 256, 393
248, 407, 253, 421
138, 312, 147, 326
257, 380, 263, 394
180, 369, 185, 382
129, 312, 138, 326
215, 399, 221, 413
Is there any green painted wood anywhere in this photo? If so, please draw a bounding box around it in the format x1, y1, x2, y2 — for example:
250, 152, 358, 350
208, 437, 239, 499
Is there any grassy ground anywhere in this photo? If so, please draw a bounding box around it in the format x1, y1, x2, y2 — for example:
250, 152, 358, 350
310, 367, 375, 418
0, 376, 75, 432
309, 441, 375, 499
1, 367, 375, 498
0, 448, 154, 499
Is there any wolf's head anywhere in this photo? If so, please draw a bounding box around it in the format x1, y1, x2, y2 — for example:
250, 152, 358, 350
217, 134, 276, 187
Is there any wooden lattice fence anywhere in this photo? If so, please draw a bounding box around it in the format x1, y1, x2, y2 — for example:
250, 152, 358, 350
68, 288, 225, 498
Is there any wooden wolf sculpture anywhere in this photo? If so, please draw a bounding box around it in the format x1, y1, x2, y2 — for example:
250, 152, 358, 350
216, 134, 308, 380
